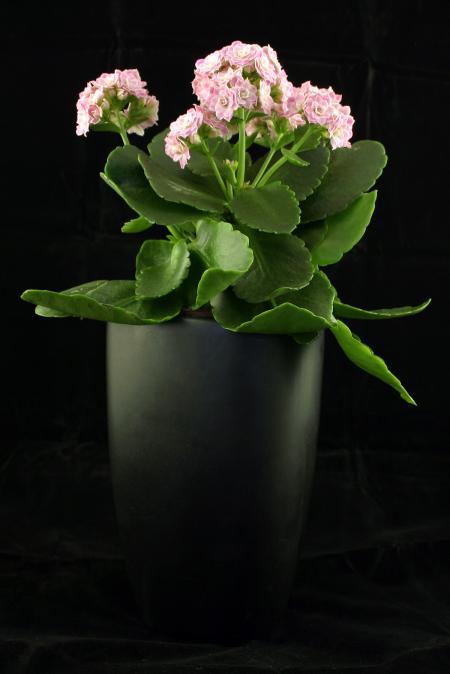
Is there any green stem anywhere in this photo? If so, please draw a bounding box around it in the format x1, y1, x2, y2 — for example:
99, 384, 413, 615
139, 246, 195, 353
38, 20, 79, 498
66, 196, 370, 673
258, 127, 315, 187
167, 225, 182, 240
237, 108, 247, 188
251, 147, 277, 187
200, 139, 228, 199
226, 181, 234, 201
117, 114, 130, 146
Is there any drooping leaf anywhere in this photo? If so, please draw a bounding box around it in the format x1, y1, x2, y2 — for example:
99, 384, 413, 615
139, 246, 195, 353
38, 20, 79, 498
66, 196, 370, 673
188, 219, 253, 308
233, 229, 314, 303
301, 141, 387, 223
135, 239, 191, 299
21, 280, 182, 324
121, 215, 153, 234
230, 182, 300, 233
310, 191, 378, 266
249, 144, 330, 202
212, 271, 336, 334
142, 131, 226, 212
334, 298, 431, 320
329, 319, 416, 405
102, 145, 203, 226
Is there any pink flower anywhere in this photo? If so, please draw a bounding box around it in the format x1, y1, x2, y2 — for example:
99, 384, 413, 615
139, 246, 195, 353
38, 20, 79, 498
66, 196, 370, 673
258, 80, 274, 115
231, 75, 258, 109
192, 74, 218, 107
214, 66, 236, 86
226, 41, 261, 67
199, 107, 231, 138
214, 86, 238, 121
303, 89, 336, 126
118, 68, 148, 97
165, 133, 190, 168
170, 106, 203, 140
87, 104, 102, 124
195, 49, 225, 75
255, 45, 282, 84
327, 110, 355, 149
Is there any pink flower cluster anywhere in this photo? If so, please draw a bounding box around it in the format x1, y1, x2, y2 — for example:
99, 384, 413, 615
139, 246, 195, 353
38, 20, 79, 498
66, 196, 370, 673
76, 69, 159, 137
165, 41, 355, 166
284, 81, 354, 149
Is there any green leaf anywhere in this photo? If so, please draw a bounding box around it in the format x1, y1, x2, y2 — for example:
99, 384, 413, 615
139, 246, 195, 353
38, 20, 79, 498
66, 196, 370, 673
249, 144, 330, 202
35, 305, 69, 318
212, 271, 336, 334
233, 230, 314, 303
230, 182, 300, 233
188, 219, 253, 308
281, 148, 310, 167
21, 280, 182, 324
334, 298, 432, 320
103, 145, 202, 226
329, 319, 416, 405
296, 220, 328, 251
121, 215, 153, 234
310, 191, 378, 266
135, 240, 191, 299
301, 140, 387, 223
143, 131, 226, 212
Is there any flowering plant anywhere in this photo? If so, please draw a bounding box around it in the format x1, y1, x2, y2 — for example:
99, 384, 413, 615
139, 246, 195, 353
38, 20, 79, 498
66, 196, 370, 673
21, 44, 430, 404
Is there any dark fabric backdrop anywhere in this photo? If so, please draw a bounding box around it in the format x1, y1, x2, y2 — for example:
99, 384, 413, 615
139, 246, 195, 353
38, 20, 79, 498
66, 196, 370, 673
1, 1, 450, 672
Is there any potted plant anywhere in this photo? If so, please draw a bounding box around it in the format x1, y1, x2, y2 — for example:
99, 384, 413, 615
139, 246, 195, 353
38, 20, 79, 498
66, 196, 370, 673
21, 42, 430, 644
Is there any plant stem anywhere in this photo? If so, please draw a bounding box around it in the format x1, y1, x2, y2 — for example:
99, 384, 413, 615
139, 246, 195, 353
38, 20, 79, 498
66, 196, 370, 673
167, 225, 182, 240
200, 139, 228, 199
237, 108, 247, 188
226, 181, 234, 201
251, 147, 276, 187
258, 126, 315, 187
117, 114, 130, 146
119, 130, 130, 146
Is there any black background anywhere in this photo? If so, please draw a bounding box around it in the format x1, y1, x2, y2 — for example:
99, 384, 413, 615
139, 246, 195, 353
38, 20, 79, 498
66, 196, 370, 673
2, 1, 450, 672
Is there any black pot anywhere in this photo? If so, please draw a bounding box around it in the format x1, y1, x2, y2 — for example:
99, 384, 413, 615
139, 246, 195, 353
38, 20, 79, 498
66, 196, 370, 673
107, 317, 324, 644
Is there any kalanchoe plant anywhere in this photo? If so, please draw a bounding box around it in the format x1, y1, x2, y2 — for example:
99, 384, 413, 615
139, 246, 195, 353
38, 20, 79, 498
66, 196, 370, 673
21, 42, 430, 405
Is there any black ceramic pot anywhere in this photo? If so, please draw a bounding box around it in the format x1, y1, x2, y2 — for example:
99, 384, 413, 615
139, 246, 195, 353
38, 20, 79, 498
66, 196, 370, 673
107, 317, 324, 644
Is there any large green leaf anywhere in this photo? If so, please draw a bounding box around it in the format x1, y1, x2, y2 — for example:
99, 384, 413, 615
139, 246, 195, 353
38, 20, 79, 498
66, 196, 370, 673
334, 298, 431, 320
102, 145, 203, 226
188, 219, 253, 308
310, 191, 378, 266
301, 141, 387, 223
142, 131, 226, 212
270, 145, 330, 201
230, 182, 300, 233
21, 280, 182, 324
212, 271, 336, 334
330, 319, 416, 405
233, 230, 314, 303
135, 240, 191, 299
